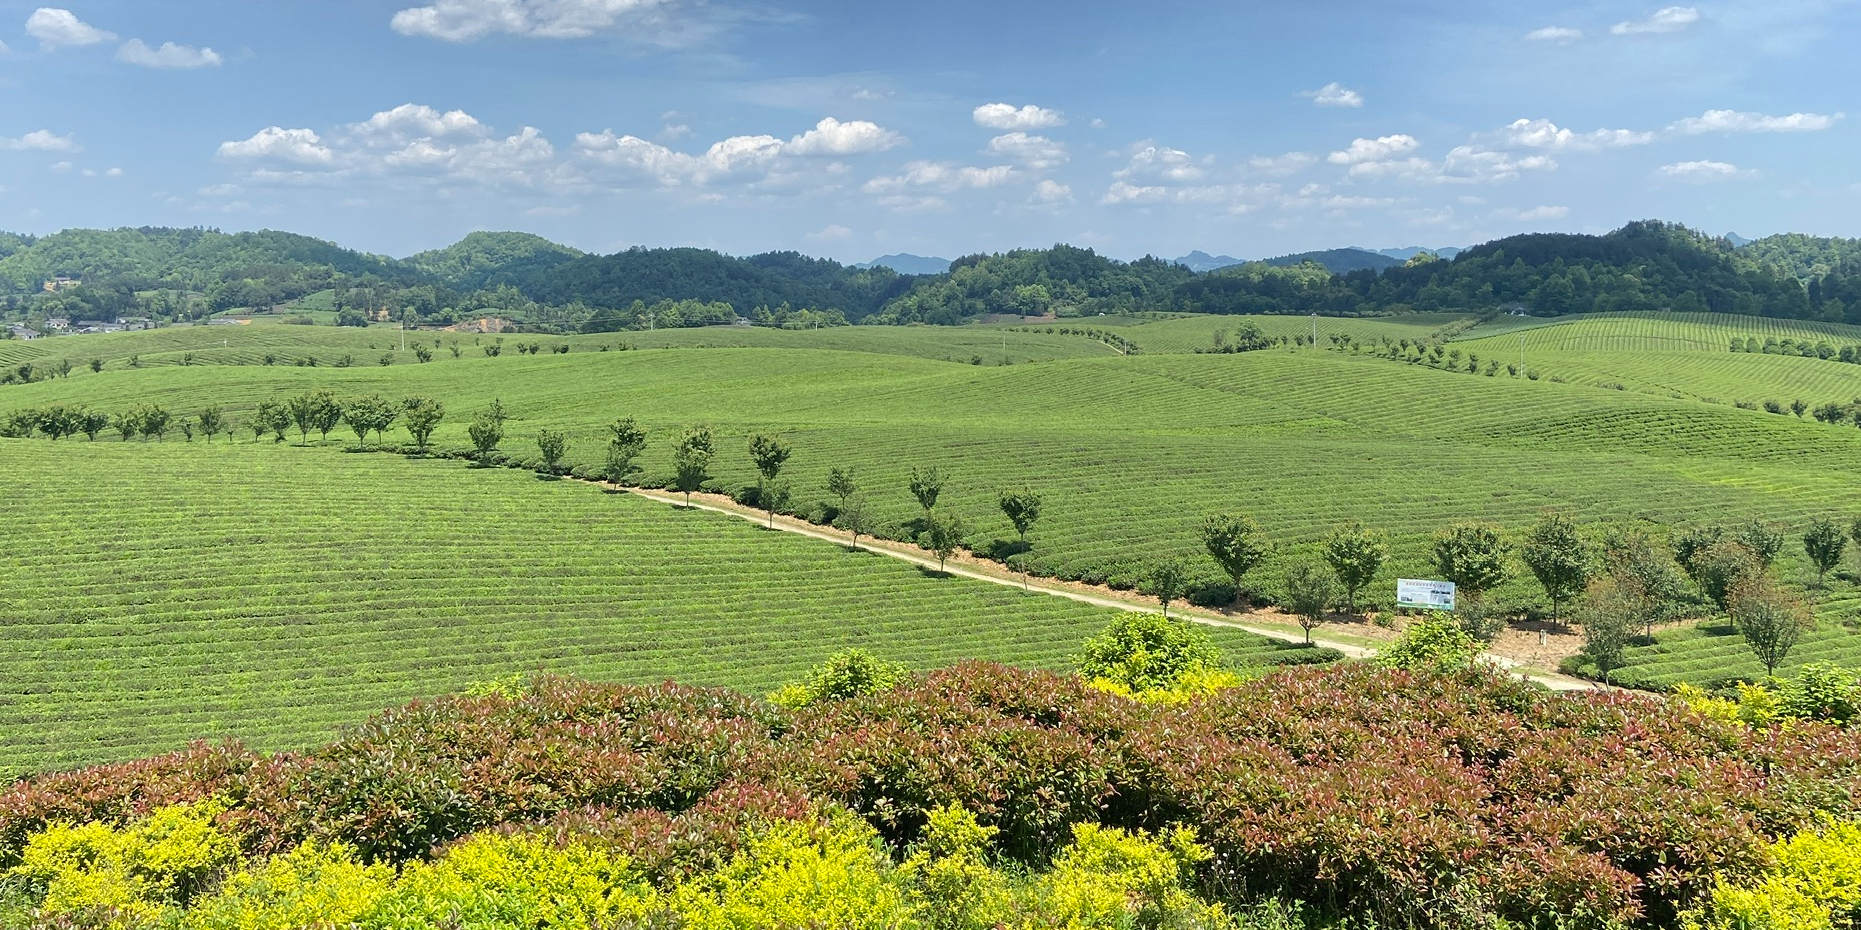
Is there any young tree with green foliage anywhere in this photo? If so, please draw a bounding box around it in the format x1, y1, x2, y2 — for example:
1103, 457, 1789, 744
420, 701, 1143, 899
343, 395, 393, 447
1736, 520, 1785, 568
1803, 518, 1847, 586
749, 434, 792, 527
1697, 539, 1761, 614
536, 429, 569, 474
998, 489, 1043, 543
1150, 557, 1190, 619
835, 495, 872, 552
197, 406, 223, 443
1600, 529, 1689, 640
604, 418, 646, 484
137, 405, 172, 442
255, 402, 290, 444
88, 358, 102, 373
1576, 576, 1639, 686
1322, 523, 1386, 615
1283, 559, 1339, 644
77, 409, 108, 442
1520, 512, 1590, 625
285, 394, 316, 445
467, 402, 507, 462
1201, 513, 1269, 606
672, 426, 715, 508
1728, 573, 1814, 676
1673, 525, 1725, 593
921, 511, 966, 573
111, 412, 137, 443
401, 398, 444, 452
1432, 522, 1510, 602
910, 467, 944, 513
35, 405, 76, 441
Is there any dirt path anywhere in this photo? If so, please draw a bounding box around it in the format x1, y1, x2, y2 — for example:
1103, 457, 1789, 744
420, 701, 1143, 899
612, 483, 1602, 692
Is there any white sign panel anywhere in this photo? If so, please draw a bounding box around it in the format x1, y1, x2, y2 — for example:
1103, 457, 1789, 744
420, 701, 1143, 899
1397, 578, 1457, 611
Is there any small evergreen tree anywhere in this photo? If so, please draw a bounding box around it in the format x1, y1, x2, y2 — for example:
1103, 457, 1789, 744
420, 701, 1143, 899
1201, 513, 1269, 605
1150, 557, 1190, 618
1803, 518, 1847, 586
1520, 511, 1590, 625
536, 429, 569, 473
672, 426, 715, 508
1322, 523, 1386, 615
998, 489, 1043, 543
1282, 559, 1339, 644
604, 418, 646, 484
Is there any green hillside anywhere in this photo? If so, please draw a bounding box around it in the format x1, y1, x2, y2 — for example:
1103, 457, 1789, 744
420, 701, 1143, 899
0, 439, 1328, 774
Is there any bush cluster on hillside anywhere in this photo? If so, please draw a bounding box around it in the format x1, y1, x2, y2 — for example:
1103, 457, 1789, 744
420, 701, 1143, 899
3, 662, 1860, 929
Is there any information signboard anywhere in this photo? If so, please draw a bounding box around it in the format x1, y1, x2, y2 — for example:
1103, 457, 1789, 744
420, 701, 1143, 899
1396, 578, 1457, 611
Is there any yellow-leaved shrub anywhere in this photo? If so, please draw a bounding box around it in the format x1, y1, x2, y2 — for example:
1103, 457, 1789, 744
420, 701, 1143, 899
1683, 818, 1861, 930
182, 841, 393, 930
670, 811, 909, 929
8, 800, 237, 927
1022, 822, 1226, 929
362, 832, 656, 930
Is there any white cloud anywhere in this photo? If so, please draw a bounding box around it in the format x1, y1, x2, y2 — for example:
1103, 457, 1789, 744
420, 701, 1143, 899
1658, 160, 1753, 181
806, 223, 852, 240
1248, 152, 1316, 175
356, 104, 487, 141
1, 129, 78, 152
0, 38, 11, 53
116, 39, 222, 69
577, 131, 781, 185
1664, 160, 1751, 182
1115, 142, 1206, 182
863, 161, 1017, 194
390, 0, 673, 41
1611, 6, 1700, 35
1088, 118, 1108, 130
1341, 145, 1556, 185
986, 132, 1068, 169
1304, 82, 1363, 108
218, 127, 336, 164
786, 117, 903, 156
1495, 118, 1653, 151
973, 103, 1066, 130
1525, 26, 1584, 42
1327, 134, 1420, 165
1670, 109, 1841, 133
1030, 179, 1074, 204
26, 8, 116, 49
1506, 205, 1571, 221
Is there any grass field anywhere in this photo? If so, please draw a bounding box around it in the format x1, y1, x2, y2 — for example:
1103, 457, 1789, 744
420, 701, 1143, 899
0, 440, 1329, 775
1452, 312, 1861, 405
1063, 312, 1474, 355
7, 314, 1861, 713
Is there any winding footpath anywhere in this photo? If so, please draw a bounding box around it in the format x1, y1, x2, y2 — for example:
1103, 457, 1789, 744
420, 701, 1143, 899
614, 483, 1601, 692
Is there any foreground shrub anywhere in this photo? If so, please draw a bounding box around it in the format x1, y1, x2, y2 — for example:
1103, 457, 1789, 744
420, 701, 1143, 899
366, 833, 655, 930
1376, 612, 1483, 672
9, 800, 237, 925
181, 841, 393, 930
1681, 818, 1861, 930
769, 649, 911, 709
669, 810, 907, 928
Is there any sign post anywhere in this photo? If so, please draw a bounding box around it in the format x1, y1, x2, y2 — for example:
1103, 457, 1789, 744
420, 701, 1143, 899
1397, 579, 1457, 612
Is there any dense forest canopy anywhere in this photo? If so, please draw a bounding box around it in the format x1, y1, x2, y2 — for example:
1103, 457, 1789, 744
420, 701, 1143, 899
1, 220, 1855, 331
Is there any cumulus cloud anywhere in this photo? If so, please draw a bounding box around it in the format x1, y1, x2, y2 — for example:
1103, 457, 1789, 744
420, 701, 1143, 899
26, 8, 116, 49
1525, 26, 1584, 42
1495, 118, 1653, 151
117, 39, 222, 68
1658, 160, 1753, 181
219, 127, 336, 165
986, 132, 1068, 169
1327, 135, 1420, 165
1340, 144, 1556, 185
863, 161, 1017, 194
1611, 6, 1700, 35
973, 103, 1065, 130
1, 129, 79, 152
577, 131, 782, 186
1304, 82, 1363, 108
219, 105, 569, 193
806, 224, 852, 240
1030, 179, 1073, 204
390, 0, 674, 41
1115, 142, 1207, 183
1670, 109, 1841, 133
786, 117, 903, 156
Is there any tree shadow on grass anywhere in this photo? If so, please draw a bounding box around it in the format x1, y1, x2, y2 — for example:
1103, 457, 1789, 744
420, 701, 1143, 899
914, 565, 953, 579
534, 473, 563, 482
974, 538, 1031, 561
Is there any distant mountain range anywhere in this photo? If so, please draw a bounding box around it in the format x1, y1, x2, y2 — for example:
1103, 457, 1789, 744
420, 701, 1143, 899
856, 254, 952, 275
1172, 251, 1246, 273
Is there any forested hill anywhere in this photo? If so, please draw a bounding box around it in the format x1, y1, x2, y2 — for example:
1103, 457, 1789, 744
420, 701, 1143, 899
3, 220, 1858, 328
0, 227, 406, 295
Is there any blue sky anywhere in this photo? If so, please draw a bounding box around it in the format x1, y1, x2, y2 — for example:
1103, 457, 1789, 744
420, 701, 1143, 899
0, 0, 1855, 262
